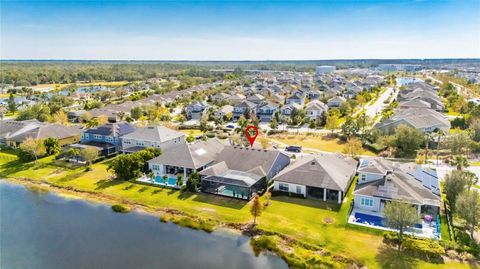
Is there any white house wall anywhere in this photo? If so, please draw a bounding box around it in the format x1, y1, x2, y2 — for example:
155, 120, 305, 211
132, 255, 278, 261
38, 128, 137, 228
353, 195, 382, 212
273, 181, 307, 197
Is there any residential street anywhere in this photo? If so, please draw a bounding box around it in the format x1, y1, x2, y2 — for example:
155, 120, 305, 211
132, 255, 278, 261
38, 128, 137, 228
364, 87, 398, 125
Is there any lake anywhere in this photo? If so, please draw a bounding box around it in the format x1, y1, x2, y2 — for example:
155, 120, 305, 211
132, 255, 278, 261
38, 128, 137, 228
0, 181, 287, 269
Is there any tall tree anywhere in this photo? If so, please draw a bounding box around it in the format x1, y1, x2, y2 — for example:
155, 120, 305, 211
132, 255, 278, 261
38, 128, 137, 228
390, 125, 423, 157
52, 110, 68, 124
444, 170, 468, 212
341, 116, 359, 138
43, 137, 60, 156
456, 189, 480, 239
325, 114, 339, 134
19, 137, 46, 162
342, 137, 363, 159
450, 155, 470, 171
7, 93, 16, 113
80, 146, 99, 167
250, 194, 263, 225
383, 200, 418, 250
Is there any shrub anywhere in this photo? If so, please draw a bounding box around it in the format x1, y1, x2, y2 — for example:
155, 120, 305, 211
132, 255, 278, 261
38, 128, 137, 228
250, 235, 279, 256
403, 238, 445, 262
267, 129, 287, 135
174, 216, 215, 233
111, 204, 130, 213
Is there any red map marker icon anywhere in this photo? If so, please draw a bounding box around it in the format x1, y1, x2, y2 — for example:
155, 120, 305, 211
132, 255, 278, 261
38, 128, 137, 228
245, 125, 259, 147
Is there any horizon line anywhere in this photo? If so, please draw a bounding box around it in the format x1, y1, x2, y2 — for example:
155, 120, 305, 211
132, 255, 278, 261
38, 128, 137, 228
1, 57, 480, 62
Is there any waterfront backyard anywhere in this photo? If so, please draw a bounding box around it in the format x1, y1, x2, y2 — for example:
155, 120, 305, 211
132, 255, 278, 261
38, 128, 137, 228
0, 151, 469, 269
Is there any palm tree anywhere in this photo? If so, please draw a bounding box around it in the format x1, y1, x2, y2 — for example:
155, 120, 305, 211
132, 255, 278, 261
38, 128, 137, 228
424, 133, 434, 164
436, 130, 445, 166
450, 155, 469, 170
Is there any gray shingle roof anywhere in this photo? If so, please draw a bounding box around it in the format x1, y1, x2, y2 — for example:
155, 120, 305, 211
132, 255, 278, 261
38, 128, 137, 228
0, 120, 84, 143
273, 153, 358, 192
147, 138, 225, 169
354, 171, 441, 207
122, 126, 184, 143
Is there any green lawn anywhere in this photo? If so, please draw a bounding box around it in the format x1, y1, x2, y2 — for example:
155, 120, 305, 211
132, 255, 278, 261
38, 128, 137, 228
0, 151, 468, 269
179, 129, 204, 137
270, 134, 377, 156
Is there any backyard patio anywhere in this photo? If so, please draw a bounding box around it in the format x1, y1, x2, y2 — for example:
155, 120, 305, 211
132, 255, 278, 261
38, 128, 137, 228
348, 208, 441, 240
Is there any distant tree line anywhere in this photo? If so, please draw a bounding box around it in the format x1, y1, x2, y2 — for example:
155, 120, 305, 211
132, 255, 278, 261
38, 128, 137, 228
0, 63, 226, 86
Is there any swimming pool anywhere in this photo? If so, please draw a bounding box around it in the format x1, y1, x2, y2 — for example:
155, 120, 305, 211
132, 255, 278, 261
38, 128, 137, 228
155, 176, 177, 186
354, 213, 385, 227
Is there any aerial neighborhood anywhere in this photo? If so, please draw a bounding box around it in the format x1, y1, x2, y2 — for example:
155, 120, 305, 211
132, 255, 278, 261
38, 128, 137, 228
1, 61, 479, 268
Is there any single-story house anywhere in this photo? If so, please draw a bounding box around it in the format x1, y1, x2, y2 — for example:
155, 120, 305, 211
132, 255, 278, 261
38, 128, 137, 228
199, 146, 291, 200
375, 108, 450, 134
147, 139, 225, 184
273, 153, 358, 203
0, 119, 83, 147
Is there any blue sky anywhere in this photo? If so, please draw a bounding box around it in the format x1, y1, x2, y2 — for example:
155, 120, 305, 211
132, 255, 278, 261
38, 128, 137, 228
1, 0, 479, 60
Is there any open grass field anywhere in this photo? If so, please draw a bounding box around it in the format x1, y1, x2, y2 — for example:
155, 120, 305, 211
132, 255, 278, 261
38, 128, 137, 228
270, 134, 377, 156
0, 151, 469, 269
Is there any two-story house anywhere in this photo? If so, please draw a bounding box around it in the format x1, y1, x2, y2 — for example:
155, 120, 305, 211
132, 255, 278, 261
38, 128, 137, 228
81, 122, 136, 155
185, 102, 208, 120
305, 100, 328, 121
232, 100, 257, 121
286, 91, 305, 106
121, 126, 185, 153
256, 102, 279, 122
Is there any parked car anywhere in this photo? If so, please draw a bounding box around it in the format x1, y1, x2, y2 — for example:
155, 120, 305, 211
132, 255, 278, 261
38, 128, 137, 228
285, 145, 302, 153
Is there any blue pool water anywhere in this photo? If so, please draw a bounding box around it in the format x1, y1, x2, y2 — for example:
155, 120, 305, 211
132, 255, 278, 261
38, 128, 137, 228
354, 213, 385, 227
155, 176, 177, 186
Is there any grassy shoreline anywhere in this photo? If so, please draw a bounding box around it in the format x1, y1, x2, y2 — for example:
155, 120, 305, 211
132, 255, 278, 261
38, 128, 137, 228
2, 177, 363, 268
0, 151, 470, 269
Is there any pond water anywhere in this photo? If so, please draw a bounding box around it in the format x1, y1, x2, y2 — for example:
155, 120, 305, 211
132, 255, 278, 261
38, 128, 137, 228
0, 181, 287, 269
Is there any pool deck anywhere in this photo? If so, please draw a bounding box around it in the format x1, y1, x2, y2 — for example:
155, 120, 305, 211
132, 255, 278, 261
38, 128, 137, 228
136, 175, 180, 189
348, 208, 440, 240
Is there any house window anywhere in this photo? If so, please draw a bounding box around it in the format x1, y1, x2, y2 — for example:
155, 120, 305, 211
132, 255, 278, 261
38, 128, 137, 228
361, 174, 367, 182
361, 197, 374, 207
279, 183, 289, 192
296, 186, 302, 194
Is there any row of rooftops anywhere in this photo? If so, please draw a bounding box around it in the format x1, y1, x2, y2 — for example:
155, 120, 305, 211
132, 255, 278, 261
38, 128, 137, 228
375, 80, 450, 133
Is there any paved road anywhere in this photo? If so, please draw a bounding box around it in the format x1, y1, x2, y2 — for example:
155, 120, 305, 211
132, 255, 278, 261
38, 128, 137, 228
365, 87, 398, 125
